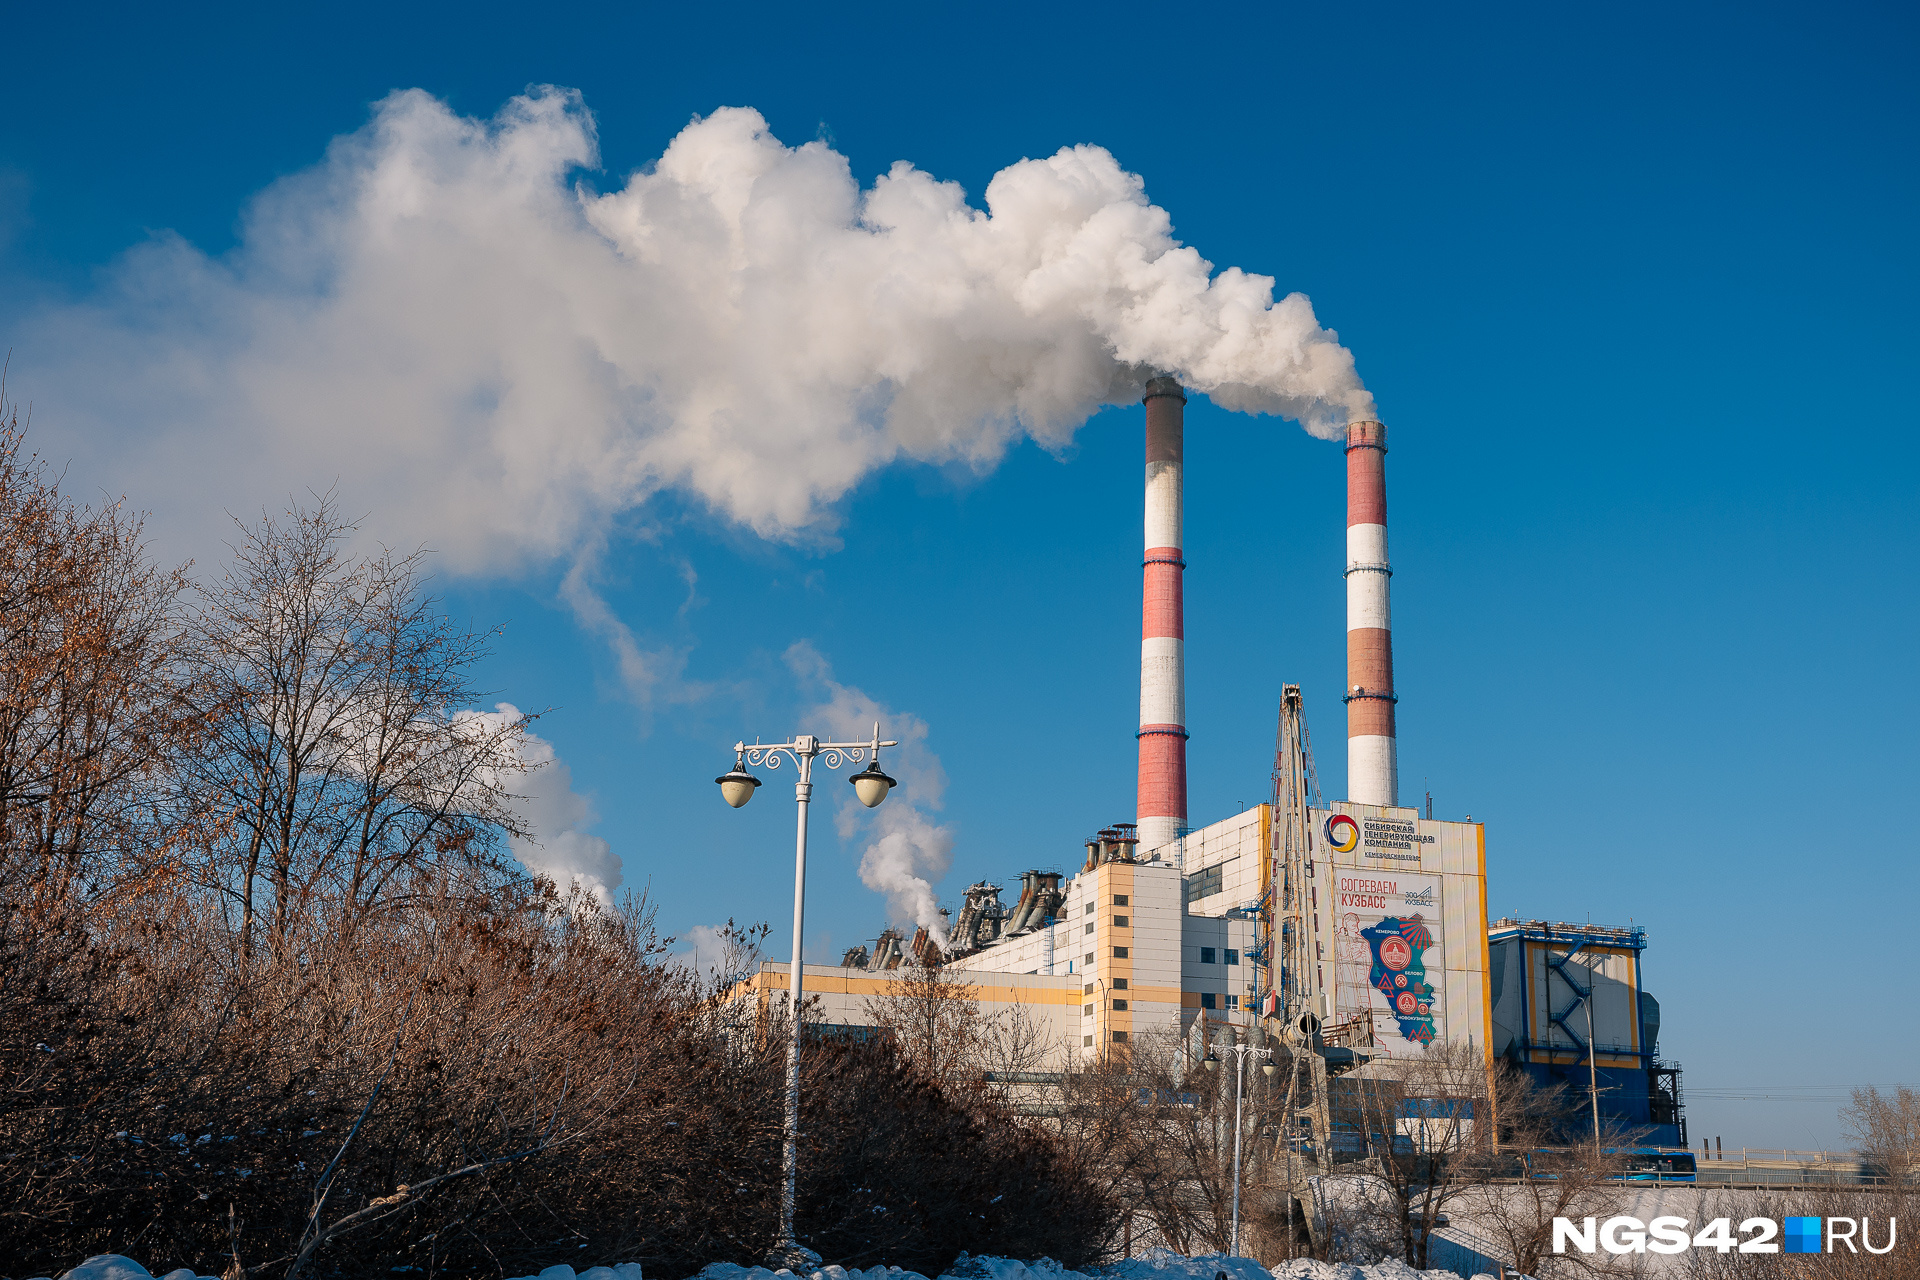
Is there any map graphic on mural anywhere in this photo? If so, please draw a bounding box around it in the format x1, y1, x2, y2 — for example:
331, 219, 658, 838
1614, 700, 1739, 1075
1361, 915, 1438, 1045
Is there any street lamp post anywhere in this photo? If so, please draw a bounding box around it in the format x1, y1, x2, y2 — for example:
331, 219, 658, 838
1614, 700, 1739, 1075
717, 724, 897, 1270
1204, 1035, 1275, 1257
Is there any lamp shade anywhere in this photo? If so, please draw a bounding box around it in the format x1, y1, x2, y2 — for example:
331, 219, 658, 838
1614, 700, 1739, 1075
1203, 1053, 1219, 1071
1262, 1060, 1278, 1077
848, 761, 896, 808
716, 768, 761, 808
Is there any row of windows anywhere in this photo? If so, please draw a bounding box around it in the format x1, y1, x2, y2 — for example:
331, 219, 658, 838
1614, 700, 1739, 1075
1084, 993, 1238, 1012
1082, 943, 1235, 967
1083, 1031, 1130, 1046
1082, 894, 1130, 914
1083, 978, 1129, 993
1083, 915, 1131, 934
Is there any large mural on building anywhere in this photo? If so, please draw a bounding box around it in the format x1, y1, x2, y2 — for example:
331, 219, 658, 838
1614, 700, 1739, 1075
1362, 915, 1437, 1045
1331, 867, 1445, 1056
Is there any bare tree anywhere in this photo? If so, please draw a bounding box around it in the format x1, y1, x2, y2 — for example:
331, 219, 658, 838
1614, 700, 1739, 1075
184, 497, 533, 958
1331, 1039, 1495, 1269
1051, 1027, 1279, 1257
1464, 1065, 1636, 1278
978, 1003, 1054, 1104
862, 960, 986, 1082
1841, 1085, 1920, 1186
0, 402, 196, 906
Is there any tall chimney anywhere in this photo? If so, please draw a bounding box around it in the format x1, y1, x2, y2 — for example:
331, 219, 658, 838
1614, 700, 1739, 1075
1345, 417, 1397, 806
1138, 376, 1188, 853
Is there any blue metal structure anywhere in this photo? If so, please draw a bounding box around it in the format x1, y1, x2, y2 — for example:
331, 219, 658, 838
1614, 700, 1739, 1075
1487, 919, 1685, 1148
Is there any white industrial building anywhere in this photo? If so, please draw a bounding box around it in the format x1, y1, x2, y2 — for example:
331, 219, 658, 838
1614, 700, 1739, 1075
735, 801, 1486, 1071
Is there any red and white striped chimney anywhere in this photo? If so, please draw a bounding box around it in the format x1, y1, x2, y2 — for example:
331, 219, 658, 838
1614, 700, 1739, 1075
1138, 377, 1188, 854
1345, 417, 1397, 806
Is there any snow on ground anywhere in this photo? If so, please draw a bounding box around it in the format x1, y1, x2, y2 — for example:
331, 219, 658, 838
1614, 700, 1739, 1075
43, 1259, 224, 1280
42, 1249, 1483, 1280
633, 1250, 1476, 1280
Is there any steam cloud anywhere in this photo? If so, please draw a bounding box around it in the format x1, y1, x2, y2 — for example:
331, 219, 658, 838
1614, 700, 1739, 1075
788, 643, 953, 944
13, 91, 1376, 931
13, 87, 1372, 575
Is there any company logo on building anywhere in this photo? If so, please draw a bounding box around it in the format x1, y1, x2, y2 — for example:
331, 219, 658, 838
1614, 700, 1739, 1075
1325, 814, 1360, 853
1402, 885, 1436, 907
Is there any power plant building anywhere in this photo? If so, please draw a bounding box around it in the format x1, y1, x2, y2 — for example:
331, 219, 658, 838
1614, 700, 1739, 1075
727, 373, 1685, 1147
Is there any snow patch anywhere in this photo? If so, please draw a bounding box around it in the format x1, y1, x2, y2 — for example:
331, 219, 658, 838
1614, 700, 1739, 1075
53, 1250, 1475, 1280
49, 1258, 220, 1280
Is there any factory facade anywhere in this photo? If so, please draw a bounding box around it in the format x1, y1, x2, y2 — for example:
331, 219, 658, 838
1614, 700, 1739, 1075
733, 374, 1684, 1147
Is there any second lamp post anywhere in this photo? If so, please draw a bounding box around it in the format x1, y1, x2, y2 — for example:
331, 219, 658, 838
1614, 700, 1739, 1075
1205, 1036, 1276, 1257
716, 725, 897, 1270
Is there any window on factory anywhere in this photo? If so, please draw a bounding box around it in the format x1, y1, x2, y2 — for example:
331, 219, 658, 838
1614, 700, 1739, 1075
1112, 1030, 1129, 1042
1227, 994, 1240, 1010
1185, 864, 1223, 903
1200, 947, 1217, 964
1084, 902, 1093, 914
1200, 992, 1217, 1010
1084, 1035, 1094, 1047
1085, 923, 1095, 935
1225, 948, 1239, 965
1084, 983, 1096, 995
1113, 946, 1129, 958
1112, 999, 1128, 1011
1114, 895, 1129, 905
1083, 1003, 1094, 1016
1112, 977, 1129, 990
1084, 952, 1094, 966
1114, 915, 1129, 928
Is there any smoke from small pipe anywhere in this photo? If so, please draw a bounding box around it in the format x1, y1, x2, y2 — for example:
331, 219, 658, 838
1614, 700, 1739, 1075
788, 643, 952, 945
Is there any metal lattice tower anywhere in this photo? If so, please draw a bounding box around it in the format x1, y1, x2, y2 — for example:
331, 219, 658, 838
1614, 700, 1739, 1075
1268, 685, 1323, 1024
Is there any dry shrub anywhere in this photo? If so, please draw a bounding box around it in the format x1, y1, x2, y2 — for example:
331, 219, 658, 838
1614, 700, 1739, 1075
1675, 1188, 1917, 1280
0, 407, 1112, 1278
3, 883, 1115, 1277
799, 1035, 1114, 1273
1, 880, 778, 1275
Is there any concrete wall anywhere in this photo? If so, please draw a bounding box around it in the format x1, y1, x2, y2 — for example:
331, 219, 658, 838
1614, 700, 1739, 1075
738, 962, 1083, 1069
1167, 805, 1268, 913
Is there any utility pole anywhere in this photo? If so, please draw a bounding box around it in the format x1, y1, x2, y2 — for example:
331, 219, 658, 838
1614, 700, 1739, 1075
1585, 951, 1602, 1150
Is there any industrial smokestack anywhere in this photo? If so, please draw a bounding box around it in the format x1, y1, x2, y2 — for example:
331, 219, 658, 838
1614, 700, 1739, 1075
1345, 418, 1397, 806
1138, 377, 1188, 853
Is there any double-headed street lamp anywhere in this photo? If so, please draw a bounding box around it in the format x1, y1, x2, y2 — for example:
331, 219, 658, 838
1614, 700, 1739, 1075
717, 725, 897, 1270
1204, 1037, 1275, 1257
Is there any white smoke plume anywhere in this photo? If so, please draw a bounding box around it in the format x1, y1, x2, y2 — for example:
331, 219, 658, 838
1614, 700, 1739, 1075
786, 642, 953, 943
11, 87, 1373, 576
457, 701, 621, 897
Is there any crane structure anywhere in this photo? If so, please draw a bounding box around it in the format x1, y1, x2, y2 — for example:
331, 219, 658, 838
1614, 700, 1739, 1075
1264, 683, 1324, 1025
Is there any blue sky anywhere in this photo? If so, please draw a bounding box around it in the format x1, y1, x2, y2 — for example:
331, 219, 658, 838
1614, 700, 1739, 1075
2, 1, 1913, 1150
